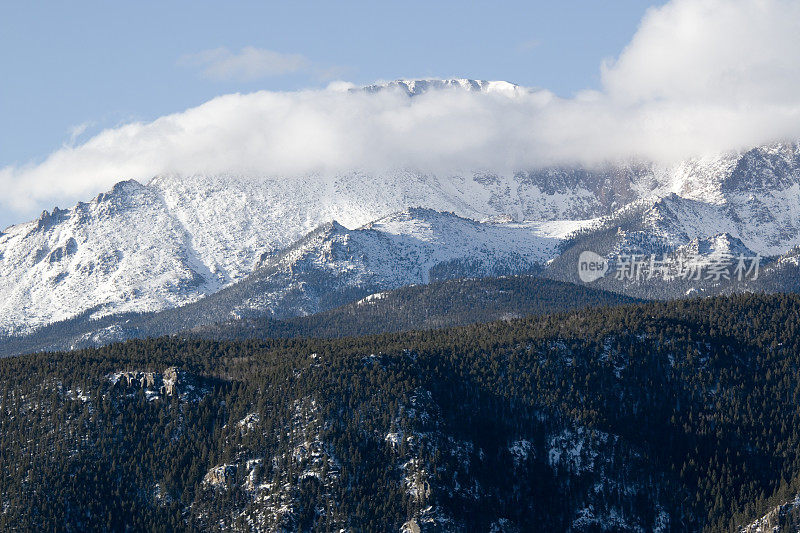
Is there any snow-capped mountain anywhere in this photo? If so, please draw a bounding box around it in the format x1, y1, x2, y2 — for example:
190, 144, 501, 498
0, 210, 571, 355
2, 79, 800, 338
0, 166, 617, 336
219, 207, 560, 320
0, 181, 220, 336
574, 183, 800, 260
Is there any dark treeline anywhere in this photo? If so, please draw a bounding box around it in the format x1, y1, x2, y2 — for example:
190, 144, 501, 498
0, 276, 638, 357
2, 293, 800, 531
196, 275, 640, 341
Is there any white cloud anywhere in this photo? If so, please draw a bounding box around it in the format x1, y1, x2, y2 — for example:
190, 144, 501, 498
4, 0, 800, 223
601, 0, 800, 106
65, 122, 93, 147
180, 46, 310, 81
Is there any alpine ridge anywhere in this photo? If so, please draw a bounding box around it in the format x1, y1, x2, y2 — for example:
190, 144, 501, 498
1, 82, 800, 343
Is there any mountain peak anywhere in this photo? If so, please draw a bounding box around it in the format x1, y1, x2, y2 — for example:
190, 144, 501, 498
360, 79, 523, 97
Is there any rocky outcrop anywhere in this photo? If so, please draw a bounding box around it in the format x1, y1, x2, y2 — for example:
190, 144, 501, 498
107, 366, 208, 401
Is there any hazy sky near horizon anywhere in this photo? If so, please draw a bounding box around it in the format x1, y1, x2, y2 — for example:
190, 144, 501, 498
4, 0, 800, 231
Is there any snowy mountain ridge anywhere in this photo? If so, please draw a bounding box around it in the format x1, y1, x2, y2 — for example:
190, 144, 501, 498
2, 134, 800, 337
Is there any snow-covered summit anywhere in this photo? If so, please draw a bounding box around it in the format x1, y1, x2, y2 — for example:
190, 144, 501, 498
361, 78, 525, 97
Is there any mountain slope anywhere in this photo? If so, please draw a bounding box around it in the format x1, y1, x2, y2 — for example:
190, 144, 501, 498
188, 207, 559, 321
193, 275, 641, 342
4, 293, 800, 531
740, 495, 800, 532
0, 206, 596, 356
0, 181, 220, 336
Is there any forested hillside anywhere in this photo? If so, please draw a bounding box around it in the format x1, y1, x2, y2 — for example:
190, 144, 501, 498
3, 293, 800, 531
0, 276, 637, 357
193, 276, 640, 341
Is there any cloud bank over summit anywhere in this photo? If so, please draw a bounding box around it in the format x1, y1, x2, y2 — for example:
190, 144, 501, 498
3, 0, 800, 223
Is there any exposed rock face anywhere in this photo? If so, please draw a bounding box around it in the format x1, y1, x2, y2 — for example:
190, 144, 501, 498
203, 465, 238, 490
108, 367, 207, 401
110, 370, 160, 390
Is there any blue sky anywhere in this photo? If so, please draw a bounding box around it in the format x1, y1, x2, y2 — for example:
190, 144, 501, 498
0, 0, 656, 167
